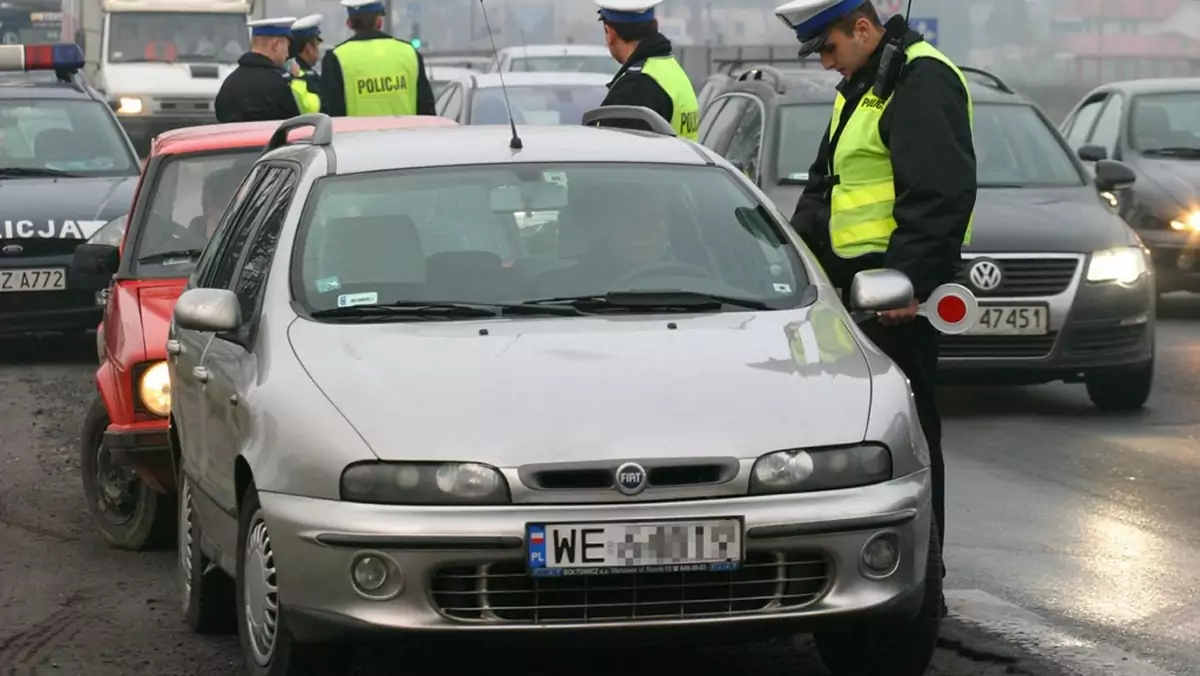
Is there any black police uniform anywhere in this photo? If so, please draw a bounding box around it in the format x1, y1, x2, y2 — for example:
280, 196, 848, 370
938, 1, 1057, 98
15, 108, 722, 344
790, 18, 977, 563
318, 29, 436, 117
215, 52, 302, 123
596, 32, 674, 132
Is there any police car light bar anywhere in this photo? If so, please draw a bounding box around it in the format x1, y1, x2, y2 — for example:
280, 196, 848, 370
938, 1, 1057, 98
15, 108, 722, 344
0, 43, 86, 73
918, 283, 980, 335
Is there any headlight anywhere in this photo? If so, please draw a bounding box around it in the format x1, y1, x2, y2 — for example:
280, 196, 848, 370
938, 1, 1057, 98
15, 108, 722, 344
115, 96, 144, 115
1169, 211, 1200, 231
87, 214, 127, 247
1086, 246, 1148, 285
749, 444, 892, 495
138, 361, 171, 417
340, 461, 510, 505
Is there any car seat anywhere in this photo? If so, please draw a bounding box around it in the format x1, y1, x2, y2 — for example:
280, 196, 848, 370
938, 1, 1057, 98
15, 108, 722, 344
425, 250, 514, 302
34, 129, 78, 164
315, 215, 426, 299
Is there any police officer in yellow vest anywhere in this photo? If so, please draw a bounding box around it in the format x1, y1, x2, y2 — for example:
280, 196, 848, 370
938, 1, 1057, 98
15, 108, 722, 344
778, 0, 976, 619
319, 0, 436, 117
287, 14, 324, 114
592, 0, 700, 140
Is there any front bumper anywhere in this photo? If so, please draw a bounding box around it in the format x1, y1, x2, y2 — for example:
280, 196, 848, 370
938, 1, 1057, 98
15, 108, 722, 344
106, 423, 174, 492
938, 253, 1154, 384
261, 470, 932, 642
0, 249, 108, 336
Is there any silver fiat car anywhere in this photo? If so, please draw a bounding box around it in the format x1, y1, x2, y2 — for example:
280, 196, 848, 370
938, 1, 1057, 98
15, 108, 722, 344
168, 111, 941, 676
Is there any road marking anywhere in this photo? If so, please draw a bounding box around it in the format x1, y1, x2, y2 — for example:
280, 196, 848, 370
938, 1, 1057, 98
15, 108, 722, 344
946, 590, 1175, 675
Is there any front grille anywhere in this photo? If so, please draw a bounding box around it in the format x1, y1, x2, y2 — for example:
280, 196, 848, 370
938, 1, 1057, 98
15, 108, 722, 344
158, 98, 211, 113
958, 257, 1079, 297
1063, 324, 1146, 357
431, 551, 830, 624
0, 239, 81, 257
0, 289, 95, 314
939, 333, 1058, 359
527, 463, 733, 491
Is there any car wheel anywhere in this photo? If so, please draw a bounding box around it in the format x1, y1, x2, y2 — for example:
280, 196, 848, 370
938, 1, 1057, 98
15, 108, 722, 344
814, 522, 942, 676
1085, 358, 1153, 411
179, 470, 236, 633
80, 398, 175, 550
237, 486, 325, 676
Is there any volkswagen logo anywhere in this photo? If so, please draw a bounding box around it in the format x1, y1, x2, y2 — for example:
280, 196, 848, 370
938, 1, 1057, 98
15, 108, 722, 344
614, 462, 648, 496
968, 259, 1003, 292
1, 244, 23, 256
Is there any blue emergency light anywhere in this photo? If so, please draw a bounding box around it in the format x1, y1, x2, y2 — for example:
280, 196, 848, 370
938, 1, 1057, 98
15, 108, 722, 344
0, 43, 86, 73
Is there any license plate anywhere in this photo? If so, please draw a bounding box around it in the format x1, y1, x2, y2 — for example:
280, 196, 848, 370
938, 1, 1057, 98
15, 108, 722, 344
0, 268, 66, 292
968, 305, 1049, 335
526, 518, 743, 577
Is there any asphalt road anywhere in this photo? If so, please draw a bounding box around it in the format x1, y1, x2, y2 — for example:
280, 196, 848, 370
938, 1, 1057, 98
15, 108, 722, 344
1, 296, 1197, 675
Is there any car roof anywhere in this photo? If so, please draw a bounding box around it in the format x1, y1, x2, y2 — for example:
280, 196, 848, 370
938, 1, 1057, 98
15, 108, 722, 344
498, 44, 611, 58
150, 115, 458, 156
459, 72, 613, 88
723, 65, 1031, 106
0, 73, 102, 100
428, 66, 477, 81
1092, 77, 1200, 96
315, 125, 711, 175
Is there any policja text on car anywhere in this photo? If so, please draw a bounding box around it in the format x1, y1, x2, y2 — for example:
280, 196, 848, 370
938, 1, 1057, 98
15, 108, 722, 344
214, 17, 303, 123
288, 14, 325, 114
591, 0, 700, 140
777, 0, 978, 618
319, 0, 436, 117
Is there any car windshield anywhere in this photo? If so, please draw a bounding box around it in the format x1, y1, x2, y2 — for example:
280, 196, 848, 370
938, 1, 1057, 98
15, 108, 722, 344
469, 85, 608, 125
294, 163, 809, 315
775, 102, 1082, 188
129, 150, 256, 276
1128, 92, 1200, 153
108, 12, 249, 63
0, 99, 138, 177
510, 56, 615, 75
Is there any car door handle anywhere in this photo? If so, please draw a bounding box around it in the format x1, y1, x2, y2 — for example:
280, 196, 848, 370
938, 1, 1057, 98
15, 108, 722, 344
192, 366, 209, 383
166, 339, 182, 356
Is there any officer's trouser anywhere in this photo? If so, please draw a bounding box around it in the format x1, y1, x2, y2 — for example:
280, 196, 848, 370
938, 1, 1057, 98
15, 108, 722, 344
859, 316, 946, 577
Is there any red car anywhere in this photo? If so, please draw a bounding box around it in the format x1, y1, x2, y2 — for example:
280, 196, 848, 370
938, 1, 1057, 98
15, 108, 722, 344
76, 114, 459, 550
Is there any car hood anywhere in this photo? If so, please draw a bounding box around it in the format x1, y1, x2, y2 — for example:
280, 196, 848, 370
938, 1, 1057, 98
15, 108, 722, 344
101, 62, 235, 97
137, 281, 188, 359
966, 187, 1136, 252
0, 176, 136, 239
288, 310, 874, 467
1127, 156, 1200, 212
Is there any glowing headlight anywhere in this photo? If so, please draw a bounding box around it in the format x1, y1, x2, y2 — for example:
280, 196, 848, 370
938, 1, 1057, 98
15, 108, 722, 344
116, 96, 144, 115
340, 461, 510, 505
138, 361, 171, 417
749, 445, 892, 495
87, 214, 127, 247
1169, 212, 1200, 231
1086, 246, 1148, 285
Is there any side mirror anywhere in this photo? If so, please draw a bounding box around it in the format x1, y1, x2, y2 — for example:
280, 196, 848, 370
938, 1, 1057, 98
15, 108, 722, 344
1077, 144, 1107, 162
849, 269, 914, 312
1094, 159, 1136, 192
73, 243, 120, 276
174, 288, 241, 333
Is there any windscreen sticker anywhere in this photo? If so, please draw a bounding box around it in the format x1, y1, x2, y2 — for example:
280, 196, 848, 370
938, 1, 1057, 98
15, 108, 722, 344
1, 220, 107, 239
787, 172, 809, 181
315, 276, 341, 293
337, 292, 377, 308
773, 283, 793, 294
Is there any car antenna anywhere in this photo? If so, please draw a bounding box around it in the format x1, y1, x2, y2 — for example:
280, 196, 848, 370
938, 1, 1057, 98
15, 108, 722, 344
479, 0, 522, 150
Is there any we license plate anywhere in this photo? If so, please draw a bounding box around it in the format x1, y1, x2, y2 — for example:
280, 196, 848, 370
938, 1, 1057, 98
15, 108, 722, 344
968, 305, 1049, 335
526, 518, 743, 577
0, 268, 66, 293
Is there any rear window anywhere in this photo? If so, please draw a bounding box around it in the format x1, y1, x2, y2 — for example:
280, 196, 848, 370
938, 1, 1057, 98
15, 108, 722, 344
293, 163, 809, 315
470, 85, 607, 125
510, 56, 616, 75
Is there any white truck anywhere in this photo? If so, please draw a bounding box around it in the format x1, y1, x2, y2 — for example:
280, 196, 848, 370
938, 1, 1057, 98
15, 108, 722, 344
61, 0, 263, 152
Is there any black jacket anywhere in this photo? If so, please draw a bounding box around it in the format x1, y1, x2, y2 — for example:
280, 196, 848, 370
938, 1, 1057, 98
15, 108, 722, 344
597, 33, 676, 132
791, 18, 977, 301
319, 31, 436, 117
215, 52, 301, 123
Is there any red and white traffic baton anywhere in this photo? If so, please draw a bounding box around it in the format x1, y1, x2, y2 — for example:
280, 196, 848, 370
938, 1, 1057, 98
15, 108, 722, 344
918, 283, 980, 335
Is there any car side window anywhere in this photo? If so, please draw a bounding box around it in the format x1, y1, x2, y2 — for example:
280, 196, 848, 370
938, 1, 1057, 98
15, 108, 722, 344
725, 100, 765, 182
440, 85, 464, 120
698, 97, 727, 145
202, 166, 287, 290
230, 169, 296, 325
701, 95, 750, 154
1088, 93, 1125, 157
1063, 97, 1105, 148
192, 163, 266, 286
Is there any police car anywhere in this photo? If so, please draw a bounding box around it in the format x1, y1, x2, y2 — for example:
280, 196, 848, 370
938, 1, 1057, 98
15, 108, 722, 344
0, 43, 142, 337
701, 65, 1157, 410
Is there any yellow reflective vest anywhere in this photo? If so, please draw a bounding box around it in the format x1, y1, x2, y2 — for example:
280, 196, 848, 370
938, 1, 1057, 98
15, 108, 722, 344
828, 41, 974, 259
332, 38, 419, 116
620, 56, 700, 141
290, 69, 321, 114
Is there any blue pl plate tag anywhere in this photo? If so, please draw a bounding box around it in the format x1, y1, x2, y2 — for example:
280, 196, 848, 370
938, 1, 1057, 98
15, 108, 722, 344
527, 524, 547, 569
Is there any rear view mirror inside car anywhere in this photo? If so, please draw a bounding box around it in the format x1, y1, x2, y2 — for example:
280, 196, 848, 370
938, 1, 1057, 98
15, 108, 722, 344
489, 181, 568, 213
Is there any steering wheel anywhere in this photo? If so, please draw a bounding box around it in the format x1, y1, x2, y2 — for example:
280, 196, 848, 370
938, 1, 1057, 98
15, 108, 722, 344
611, 261, 716, 289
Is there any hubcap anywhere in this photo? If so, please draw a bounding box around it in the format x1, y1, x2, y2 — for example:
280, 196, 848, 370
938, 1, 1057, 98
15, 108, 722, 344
179, 478, 194, 608
94, 439, 138, 524
244, 513, 278, 666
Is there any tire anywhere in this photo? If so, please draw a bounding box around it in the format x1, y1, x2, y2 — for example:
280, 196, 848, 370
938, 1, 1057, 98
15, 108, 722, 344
237, 485, 326, 676
80, 398, 175, 550
179, 470, 236, 634
815, 522, 943, 676
1085, 358, 1153, 411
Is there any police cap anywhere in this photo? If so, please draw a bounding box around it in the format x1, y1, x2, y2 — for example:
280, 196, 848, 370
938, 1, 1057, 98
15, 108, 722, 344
248, 17, 299, 37
594, 0, 664, 24
341, 0, 386, 16
291, 14, 324, 40
775, 0, 869, 56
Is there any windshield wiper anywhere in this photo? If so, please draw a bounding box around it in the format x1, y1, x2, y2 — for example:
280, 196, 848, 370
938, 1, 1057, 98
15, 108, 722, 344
526, 290, 773, 312
137, 249, 203, 264
310, 301, 584, 320
1143, 147, 1200, 157
0, 167, 79, 178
